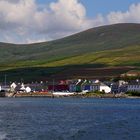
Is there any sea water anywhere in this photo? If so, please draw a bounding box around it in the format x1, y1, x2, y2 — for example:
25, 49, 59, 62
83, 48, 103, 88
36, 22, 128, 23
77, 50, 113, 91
0, 98, 140, 140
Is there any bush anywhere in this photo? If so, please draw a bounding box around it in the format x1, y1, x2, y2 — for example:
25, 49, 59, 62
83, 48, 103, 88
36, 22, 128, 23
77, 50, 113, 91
86, 90, 105, 95
126, 91, 140, 96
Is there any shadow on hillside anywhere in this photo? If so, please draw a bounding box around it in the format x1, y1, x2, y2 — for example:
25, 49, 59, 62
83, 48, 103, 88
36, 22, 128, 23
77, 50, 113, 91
0, 63, 135, 82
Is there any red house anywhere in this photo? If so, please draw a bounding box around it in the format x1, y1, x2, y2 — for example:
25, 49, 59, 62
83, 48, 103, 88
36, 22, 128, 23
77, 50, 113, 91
48, 85, 69, 91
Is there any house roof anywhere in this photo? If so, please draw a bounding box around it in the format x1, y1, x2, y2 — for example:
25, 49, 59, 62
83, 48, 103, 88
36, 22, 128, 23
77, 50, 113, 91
128, 80, 140, 85
100, 82, 108, 86
121, 70, 140, 77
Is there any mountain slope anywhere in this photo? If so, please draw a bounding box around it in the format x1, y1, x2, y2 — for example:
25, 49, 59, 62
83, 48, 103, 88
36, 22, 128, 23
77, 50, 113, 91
0, 23, 140, 68
0, 23, 140, 81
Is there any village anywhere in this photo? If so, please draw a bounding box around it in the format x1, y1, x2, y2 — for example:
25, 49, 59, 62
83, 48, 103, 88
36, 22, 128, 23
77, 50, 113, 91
0, 75, 140, 97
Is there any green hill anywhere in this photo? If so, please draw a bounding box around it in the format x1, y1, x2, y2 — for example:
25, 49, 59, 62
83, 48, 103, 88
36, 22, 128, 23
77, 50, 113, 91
0, 23, 140, 81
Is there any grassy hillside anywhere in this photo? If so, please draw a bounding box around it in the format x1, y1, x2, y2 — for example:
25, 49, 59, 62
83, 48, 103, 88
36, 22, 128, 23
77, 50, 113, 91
45, 46, 140, 67
0, 23, 140, 81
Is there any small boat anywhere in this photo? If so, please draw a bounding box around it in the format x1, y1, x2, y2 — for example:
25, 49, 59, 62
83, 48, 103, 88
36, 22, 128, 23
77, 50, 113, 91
52, 91, 75, 96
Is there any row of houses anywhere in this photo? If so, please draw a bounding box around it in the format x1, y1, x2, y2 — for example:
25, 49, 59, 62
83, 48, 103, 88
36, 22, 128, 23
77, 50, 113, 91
0, 83, 31, 93
69, 80, 111, 93
0, 79, 140, 94
50, 79, 140, 93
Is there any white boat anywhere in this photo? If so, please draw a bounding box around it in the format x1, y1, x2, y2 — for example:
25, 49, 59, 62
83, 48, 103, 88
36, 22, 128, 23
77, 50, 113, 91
52, 92, 75, 96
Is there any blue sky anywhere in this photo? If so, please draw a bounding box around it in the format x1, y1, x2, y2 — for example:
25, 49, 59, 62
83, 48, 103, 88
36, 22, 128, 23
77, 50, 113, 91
0, 0, 140, 43
37, 0, 140, 17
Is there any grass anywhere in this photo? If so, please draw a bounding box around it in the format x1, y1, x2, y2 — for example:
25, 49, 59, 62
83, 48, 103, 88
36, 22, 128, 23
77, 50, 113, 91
126, 91, 140, 96
0, 45, 140, 70
0, 23, 140, 81
41, 45, 140, 67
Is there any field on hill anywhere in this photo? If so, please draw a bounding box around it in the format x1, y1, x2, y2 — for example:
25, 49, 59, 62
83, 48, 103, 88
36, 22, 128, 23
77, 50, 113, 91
0, 23, 140, 82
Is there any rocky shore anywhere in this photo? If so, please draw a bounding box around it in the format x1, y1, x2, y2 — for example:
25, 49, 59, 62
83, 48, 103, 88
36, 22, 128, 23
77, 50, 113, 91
72, 93, 129, 98
14, 93, 54, 98
14, 93, 128, 98
2, 92, 140, 98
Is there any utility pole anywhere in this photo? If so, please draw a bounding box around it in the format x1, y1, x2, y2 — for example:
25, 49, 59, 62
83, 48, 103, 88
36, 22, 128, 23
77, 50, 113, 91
4, 74, 7, 87
52, 79, 55, 93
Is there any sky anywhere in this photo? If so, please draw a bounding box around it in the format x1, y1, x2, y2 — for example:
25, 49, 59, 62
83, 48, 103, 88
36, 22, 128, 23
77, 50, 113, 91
0, 0, 140, 44
38, 0, 140, 17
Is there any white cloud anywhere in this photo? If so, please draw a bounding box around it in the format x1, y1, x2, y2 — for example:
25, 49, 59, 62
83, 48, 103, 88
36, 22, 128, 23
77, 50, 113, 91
0, 0, 92, 43
0, 0, 140, 44
107, 3, 140, 24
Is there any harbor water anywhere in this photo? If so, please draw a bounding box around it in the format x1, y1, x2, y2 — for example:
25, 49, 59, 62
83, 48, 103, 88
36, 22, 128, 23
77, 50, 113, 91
0, 98, 140, 140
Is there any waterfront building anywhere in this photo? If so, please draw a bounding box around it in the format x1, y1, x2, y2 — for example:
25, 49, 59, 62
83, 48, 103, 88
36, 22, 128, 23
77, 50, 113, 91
127, 80, 140, 92
48, 85, 69, 92
99, 82, 111, 93
69, 84, 76, 92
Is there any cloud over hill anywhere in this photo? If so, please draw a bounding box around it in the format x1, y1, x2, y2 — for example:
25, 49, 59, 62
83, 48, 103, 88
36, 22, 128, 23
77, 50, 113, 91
0, 0, 140, 43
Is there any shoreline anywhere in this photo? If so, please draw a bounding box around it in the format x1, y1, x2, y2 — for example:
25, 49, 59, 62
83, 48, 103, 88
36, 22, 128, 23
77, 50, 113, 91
3, 92, 140, 99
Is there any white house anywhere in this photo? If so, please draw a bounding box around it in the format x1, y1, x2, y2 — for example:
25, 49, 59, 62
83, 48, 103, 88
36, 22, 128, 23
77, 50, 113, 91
20, 83, 26, 91
10, 82, 17, 89
25, 87, 31, 93
1, 86, 10, 92
99, 83, 111, 93
10, 82, 17, 91
81, 81, 111, 93
90, 83, 100, 92
127, 81, 140, 92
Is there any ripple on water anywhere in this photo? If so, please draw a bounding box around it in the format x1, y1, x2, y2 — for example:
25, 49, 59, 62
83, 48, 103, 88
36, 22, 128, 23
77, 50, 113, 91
0, 98, 140, 140
0, 132, 7, 140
